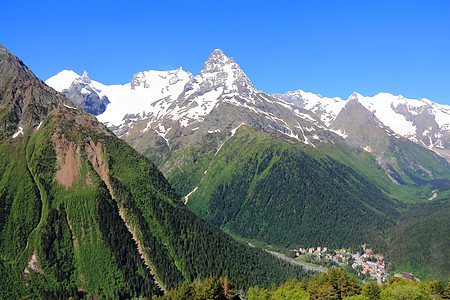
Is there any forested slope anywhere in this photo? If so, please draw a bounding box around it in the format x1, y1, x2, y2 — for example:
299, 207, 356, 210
181, 126, 400, 249
387, 200, 450, 281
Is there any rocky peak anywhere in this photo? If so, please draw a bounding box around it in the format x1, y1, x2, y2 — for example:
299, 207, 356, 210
0, 44, 36, 83
201, 49, 234, 73
348, 92, 360, 102
184, 49, 255, 98
211, 48, 225, 57
78, 70, 91, 84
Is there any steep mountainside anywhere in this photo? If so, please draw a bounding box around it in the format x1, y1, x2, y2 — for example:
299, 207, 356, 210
0, 45, 313, 299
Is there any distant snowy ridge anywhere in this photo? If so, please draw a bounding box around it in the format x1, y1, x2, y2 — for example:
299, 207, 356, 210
273, 90, 346, 126
273, 90, 450, 157
47, 67, 192, 127
45, 49, 450, 159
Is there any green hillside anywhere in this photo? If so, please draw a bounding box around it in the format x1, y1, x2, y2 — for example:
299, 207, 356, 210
170, 126, 400, 250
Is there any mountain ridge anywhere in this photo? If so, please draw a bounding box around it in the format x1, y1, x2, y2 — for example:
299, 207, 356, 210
274, 89, 450, 161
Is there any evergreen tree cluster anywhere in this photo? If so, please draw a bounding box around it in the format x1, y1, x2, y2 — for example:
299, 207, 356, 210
387, 200, 450, 281
103, 135, 315, 291
163, 268, 450, 300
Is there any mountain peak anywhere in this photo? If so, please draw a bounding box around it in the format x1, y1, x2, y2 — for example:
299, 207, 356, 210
211, 48, 224, 56
189, 49, 255, 96
201, 49, 236, 73
209, 49, 228, 61
77, 70, 91, 84
0, 43, 36, 83
0, 44, 72, 138
348, 92, 361, 101
46, 70, 80, 92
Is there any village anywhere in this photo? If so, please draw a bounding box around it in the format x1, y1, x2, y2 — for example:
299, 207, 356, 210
295, 244, 390, 283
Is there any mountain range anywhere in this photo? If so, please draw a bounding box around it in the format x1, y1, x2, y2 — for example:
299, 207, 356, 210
0, 33, 447, 298
46, 49, 450, 281
47, 49, 450, 163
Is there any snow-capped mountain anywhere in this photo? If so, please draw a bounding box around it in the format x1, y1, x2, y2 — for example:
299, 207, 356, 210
54, 71, 110, 115
47, 49, 332, 149
46, 69, 80, 92
46, 49, 450, 169
356, 93, 449, 151
47, 67, 193, 126
274, 90, 450, 160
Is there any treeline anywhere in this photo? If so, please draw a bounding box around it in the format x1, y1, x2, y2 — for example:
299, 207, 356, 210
158, 268, 450, 300
155, 276, 240, 300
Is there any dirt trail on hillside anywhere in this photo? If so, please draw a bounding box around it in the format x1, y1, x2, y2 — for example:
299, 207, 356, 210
83, 137, 165, 291
118, 207, 166, 292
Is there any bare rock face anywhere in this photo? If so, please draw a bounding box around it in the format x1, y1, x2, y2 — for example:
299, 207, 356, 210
0, 45, 67, 138
61, 71, 110, 115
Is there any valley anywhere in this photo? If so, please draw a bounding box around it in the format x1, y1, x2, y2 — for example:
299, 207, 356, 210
0, 43, 448, 299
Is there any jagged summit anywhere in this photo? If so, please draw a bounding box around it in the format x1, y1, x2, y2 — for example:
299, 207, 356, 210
78, 70, 91, 84
347, 92, 361, 101
188, 48, 255, 98
211, 48, 225, 56
202, 49, 233, 71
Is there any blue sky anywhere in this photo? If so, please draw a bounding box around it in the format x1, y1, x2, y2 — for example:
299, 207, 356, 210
2, 0, 450, 105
